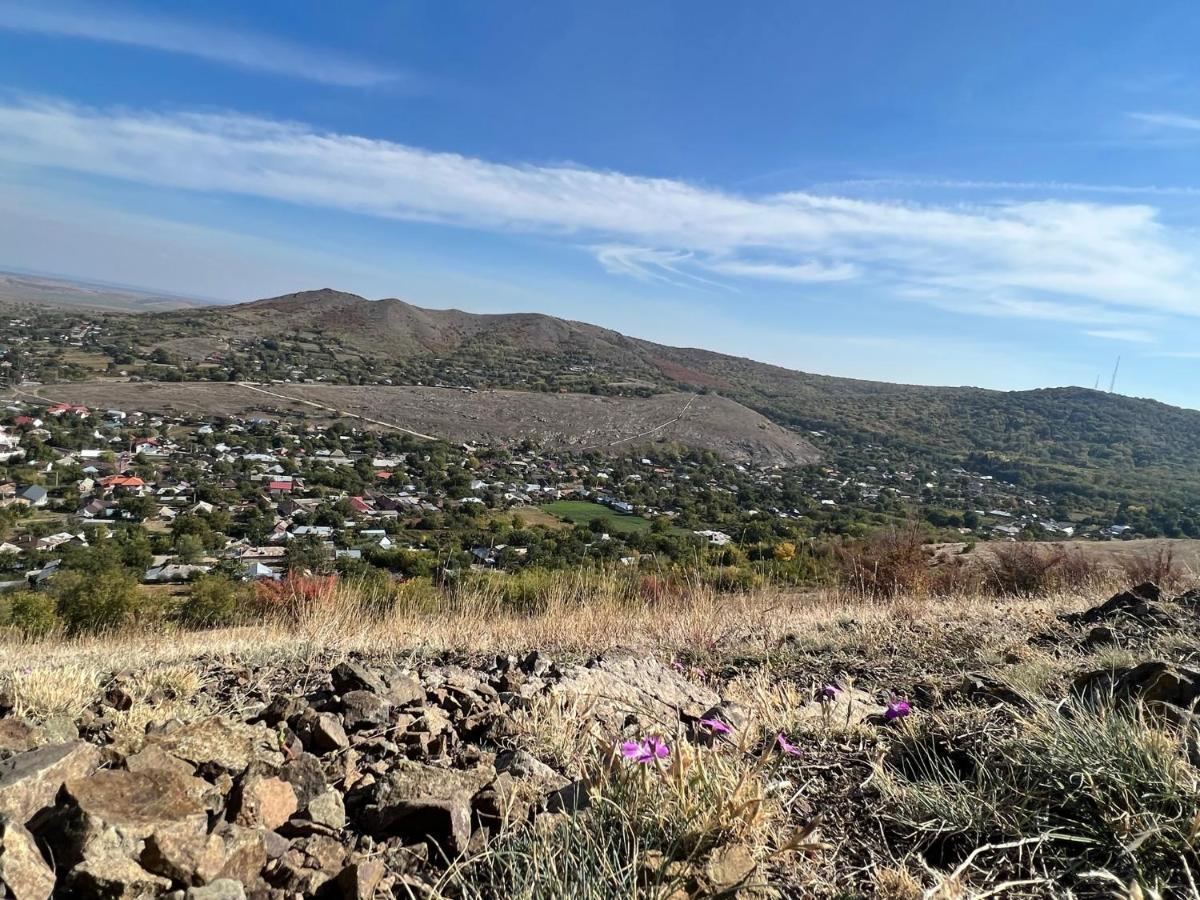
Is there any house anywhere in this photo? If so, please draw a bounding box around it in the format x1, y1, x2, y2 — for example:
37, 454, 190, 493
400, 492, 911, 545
15, 485, 48, 508
268, 480, 294, 495
46, 403, 90, 418
100, 475, 146, 494
243, 561, 279, 580
695, 530, 732, 546
26, 559, 60, 585
144, 563, 211, 583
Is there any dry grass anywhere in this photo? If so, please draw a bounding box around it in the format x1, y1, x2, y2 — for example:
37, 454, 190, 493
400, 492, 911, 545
2, 568, 1199, 897
0, 578, 1113, 677
7, 665, 102, 721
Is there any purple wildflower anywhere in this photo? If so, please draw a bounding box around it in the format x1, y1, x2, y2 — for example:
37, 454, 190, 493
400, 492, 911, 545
775, 733, 802, 757
819, 683, 842, 701
670, 659, 686, 674
699, 717, 733, 735
620, 736, 670, 764
884, 697, 912, 722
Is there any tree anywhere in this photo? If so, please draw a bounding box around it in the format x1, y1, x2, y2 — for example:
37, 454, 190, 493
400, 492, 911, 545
175, 533, 206, 564
52, 568, 141, 634
179, 574, 251, 628
286, 534, 332, 575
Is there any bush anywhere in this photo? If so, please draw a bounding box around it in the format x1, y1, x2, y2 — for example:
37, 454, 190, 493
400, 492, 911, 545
1120, 546, 1182, 590
3, 591, 61, 637
12, 592, 61, 637
52, 568, 142, 634
178, 574, 252, 629
984, 543, 1103, 596
835, 526, 931, 599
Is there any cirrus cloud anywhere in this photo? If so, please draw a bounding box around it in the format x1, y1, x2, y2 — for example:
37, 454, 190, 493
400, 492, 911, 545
0, 96, 1197, 336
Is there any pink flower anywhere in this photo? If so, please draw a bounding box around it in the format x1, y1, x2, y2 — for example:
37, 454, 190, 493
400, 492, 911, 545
819, 683, 842, 701
775, 733, 802, 757
699, 717, 732, 735
670, 660, 686, 674
884, 697, 911, 722
621, 736, 670, 764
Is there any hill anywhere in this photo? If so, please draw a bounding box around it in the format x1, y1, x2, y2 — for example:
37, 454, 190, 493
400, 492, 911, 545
0, 271, 206, 312
145, 290, 1200, 513
7, 286, 1200, 530
22, 381, 819, 466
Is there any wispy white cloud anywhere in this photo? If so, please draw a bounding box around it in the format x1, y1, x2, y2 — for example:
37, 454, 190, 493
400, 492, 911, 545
818, 176, 1200, 198
0, 2, 407, 88
1128, 111, 1200, 132
703, 258, 859, 283
0, 97, 1198, 337
1085, 329, 1156, 344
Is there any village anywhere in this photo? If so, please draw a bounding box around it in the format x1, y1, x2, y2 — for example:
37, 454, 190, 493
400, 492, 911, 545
0, 393, 1140, 595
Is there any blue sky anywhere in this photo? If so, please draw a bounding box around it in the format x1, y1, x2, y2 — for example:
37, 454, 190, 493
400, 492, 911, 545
1, 2, 1199, 406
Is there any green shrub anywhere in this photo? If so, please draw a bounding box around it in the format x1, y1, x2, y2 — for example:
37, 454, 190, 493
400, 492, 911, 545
10, 591, 61, 637
52, 568, 142, 635
178, 574, 252, 628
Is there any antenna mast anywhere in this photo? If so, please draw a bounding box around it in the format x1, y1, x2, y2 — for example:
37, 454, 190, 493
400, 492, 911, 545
1108, 356, 1121, 393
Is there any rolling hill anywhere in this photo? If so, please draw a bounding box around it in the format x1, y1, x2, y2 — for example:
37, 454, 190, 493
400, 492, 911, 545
10, 285, 1200, 527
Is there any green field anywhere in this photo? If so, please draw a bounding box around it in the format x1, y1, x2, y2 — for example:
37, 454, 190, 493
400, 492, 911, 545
539, 500, 653, 534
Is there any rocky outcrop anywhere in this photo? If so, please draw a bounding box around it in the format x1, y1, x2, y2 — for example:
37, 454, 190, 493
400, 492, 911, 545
0, 651, 787, 897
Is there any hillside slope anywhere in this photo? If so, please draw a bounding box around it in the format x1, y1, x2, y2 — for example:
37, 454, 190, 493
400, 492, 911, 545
25, 381, 818, 466
155, 290, 1200, 488
19, 287, 1200, 524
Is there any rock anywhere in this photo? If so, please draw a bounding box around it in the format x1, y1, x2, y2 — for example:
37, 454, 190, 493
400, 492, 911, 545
141, 821, 226, 886
0, 721, 40, 756
211, 824, 267, 884
554, 653, 720, 728
1074, 660, 1200, 710
305, 789, 346, 830
331, 662, 387, 696
702, 843, 758, 893
293, 709, 350, 755
186, 879, 247, 900
66, 853, 173, 899
125, 744, 198, 780
340, 691, 392, 731
38, 717, 79, 745
233, 775, 298, 830
280, 753, 327, 808
0, 741, 100, 826
381, 673, 425, 708
327, 859, 386, 900
545, 779, 591, 814
39, 768, 211, 871
0, 816, 54, 900
1063, 583, 1173, 628
494, 749, 561, 783
349, 760, 492, 859
1083, 625, 1117, 648
144, 716, 283, 774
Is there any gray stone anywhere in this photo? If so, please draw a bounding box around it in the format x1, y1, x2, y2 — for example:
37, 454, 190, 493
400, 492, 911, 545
186, 879, 247, 900
0, 816, 54, 900
0, 741, 100, 826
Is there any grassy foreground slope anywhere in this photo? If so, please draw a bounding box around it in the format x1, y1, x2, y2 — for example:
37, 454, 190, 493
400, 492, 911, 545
2, 563, 1199, 897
